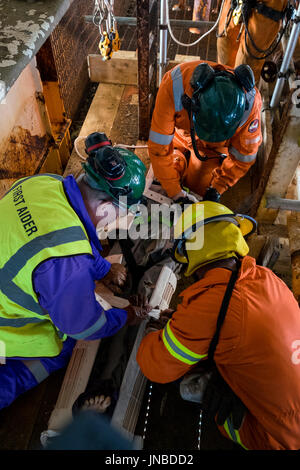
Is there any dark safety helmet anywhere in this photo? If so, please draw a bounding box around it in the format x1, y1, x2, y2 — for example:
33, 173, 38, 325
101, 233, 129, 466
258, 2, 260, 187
82, 133, 146, 208
190, 63, 254, 142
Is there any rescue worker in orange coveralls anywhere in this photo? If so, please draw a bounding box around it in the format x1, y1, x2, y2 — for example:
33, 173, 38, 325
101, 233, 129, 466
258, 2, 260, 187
217, 0, 291, 83
137, 201, 300, 450
148, 60, 262, 205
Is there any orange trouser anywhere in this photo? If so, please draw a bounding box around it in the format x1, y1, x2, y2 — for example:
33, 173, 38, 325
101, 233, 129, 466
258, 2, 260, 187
172, 132, 226, 197
217, 0, 288, 82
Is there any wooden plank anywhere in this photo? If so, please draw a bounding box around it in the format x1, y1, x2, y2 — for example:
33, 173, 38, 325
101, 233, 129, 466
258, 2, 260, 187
95, 283, 130, 309
257, 237, 280, 269
247, 234, 268, 261
287, 212, 300, 304
46, 339, 102, 433
88, 53, 200, 86
111, 266, 177, 440
252, 95, 300, 223
88, 52, 138, 85
63, 83, 125, 178
258, 223, 288, 238
134, 140, 150, 169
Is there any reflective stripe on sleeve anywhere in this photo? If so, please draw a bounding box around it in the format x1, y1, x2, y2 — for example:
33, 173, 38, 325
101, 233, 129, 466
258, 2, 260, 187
238, 89, 256, 128
68, 310, 107, 340
149, 130, 174, 145
229, 146, 257, 163
162, 320, 207, 365
171, 66, 184, 112
245, 136, 261, 145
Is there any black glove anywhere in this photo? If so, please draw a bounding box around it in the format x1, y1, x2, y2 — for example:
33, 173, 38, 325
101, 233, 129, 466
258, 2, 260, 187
203, 187, 221, 203
175, 196, 195, 207
203, 367, 247, 430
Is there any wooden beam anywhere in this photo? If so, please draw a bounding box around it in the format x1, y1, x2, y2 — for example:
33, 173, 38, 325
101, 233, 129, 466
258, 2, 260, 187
111, 266, 177, 440
88, 52, 137, 85
252, 81, 273, 190
251, 95, 300, 224
257, 223, 288, 238
287, 212, 300, 304
257, 236, 280, 269
87, 53, 200, 86
63, 83, 125, 178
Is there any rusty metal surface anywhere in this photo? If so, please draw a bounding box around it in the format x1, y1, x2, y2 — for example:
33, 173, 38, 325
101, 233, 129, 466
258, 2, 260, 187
136, 0, 158, 140
0, 0, 73, 98
0, 125, 48, 179
49, 0, 100, 119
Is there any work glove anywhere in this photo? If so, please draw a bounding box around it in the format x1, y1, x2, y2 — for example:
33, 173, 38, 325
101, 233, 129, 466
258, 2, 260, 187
173, 189, 199, 206
145, 308, 175, 333
101, 263, 127, 294
202, 367, 247, 430
203, 187, 221, 203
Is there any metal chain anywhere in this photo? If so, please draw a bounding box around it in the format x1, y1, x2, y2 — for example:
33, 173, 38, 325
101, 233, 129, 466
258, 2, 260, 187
198, 408, 203, 450
142, 382, 153, 442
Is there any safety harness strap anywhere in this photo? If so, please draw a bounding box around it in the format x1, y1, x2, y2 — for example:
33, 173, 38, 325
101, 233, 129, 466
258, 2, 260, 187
207, 260, 241, 364
255, 1, 286, 22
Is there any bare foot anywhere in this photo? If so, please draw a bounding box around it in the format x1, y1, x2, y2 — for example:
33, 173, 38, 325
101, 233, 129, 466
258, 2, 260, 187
82, 395, 111, 413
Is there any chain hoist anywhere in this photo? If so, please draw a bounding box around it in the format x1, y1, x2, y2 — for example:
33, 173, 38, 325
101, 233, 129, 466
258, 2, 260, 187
93, 0, 121, 61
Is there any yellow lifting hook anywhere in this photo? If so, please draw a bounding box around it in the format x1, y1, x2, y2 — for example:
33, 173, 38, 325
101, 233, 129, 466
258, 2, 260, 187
99, 28, 120, 60
99, 31, 113, 61
232, 0, 243, 26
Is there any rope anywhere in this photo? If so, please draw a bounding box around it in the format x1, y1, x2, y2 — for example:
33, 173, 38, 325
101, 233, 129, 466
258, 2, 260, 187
165, 0, 225, 47
242, 2, 294, 60
74, 136, 148, 161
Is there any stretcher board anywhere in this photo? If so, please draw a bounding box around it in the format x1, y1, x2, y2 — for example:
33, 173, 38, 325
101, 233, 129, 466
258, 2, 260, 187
110, 266, 177, 443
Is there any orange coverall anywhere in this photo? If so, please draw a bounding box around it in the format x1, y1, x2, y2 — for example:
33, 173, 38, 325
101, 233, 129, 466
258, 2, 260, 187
137, 256, 300, 450
148, 61, 262, 199
217, 0, 288, 82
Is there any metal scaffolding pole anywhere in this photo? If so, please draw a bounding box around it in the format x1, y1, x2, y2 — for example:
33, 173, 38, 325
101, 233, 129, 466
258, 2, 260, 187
159, 0, 168, 85
270, 3, 300, 109
84, 16, 215, 28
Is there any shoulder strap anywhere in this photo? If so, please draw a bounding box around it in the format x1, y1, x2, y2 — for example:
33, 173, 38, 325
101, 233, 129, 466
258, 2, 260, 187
207, 260, 241, 365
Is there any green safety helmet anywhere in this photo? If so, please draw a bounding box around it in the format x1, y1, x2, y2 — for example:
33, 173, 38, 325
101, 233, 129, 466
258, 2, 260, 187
190, 63, 251, 143
82, 138, 146, 208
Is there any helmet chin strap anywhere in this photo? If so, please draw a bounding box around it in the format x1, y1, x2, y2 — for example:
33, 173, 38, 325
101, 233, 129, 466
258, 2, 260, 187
190, 112, 209, 162
182, 93, 226, 163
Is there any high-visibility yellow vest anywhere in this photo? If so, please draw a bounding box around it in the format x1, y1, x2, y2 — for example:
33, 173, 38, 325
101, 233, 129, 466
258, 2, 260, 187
0, 174, 93, 357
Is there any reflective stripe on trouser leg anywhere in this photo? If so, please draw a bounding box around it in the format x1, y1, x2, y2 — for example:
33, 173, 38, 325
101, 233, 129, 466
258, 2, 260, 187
223, 416, 248, 450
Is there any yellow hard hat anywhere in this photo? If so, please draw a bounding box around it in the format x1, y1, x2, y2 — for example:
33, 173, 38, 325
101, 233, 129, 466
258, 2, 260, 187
172, 201, 256, 276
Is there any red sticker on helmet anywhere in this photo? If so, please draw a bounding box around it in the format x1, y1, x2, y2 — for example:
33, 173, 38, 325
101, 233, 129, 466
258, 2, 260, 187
248, 119, 259, 133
